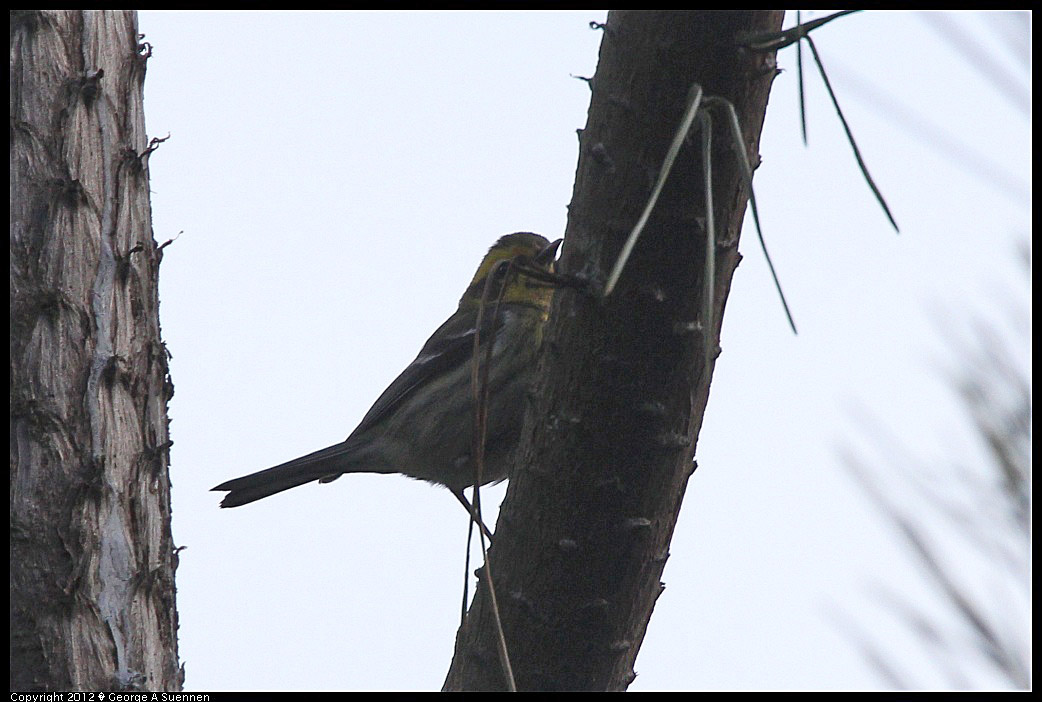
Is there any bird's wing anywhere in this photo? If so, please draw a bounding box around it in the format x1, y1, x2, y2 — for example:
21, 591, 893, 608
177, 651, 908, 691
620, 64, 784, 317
349, 309, 502, 437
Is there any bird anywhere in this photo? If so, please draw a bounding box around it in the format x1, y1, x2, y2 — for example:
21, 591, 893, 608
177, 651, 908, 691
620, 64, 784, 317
212, 232, 562, 527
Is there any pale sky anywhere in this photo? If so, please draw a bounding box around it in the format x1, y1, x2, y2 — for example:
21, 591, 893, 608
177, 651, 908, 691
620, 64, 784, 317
138, 10, 1030, 691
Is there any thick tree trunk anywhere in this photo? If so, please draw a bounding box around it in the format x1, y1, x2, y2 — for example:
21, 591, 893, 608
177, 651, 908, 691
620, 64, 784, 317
445, 10, 784, 691
10, 10, 181, 691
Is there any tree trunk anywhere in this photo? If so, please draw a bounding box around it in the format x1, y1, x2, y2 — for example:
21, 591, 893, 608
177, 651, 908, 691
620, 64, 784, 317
10, 10, 181, 691
444, 10, 784, 691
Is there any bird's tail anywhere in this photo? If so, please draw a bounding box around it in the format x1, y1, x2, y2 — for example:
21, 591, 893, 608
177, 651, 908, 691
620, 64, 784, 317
212, 441, 359, 508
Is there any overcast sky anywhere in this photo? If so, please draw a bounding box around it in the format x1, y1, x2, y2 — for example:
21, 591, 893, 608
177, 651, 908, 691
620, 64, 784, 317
137, 10, 1030, 691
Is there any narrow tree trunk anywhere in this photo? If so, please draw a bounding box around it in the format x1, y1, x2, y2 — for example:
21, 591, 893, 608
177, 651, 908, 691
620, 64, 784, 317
10, 10, 181, 691
445, 10, 784, 691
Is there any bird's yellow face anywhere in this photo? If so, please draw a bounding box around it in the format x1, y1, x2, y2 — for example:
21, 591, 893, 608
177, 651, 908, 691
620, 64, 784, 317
462, 233, 561, 311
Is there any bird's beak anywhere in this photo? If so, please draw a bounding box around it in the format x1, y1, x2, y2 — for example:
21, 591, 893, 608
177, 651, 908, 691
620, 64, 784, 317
535, 238, 563, 266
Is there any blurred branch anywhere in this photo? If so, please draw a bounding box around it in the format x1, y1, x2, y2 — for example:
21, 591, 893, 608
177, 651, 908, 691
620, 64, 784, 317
953, 319, 1031, 527
841, 243, 1030, 690
825, 603, 915, 688
981, 11, 1030, 69
916, 11, 1029, 115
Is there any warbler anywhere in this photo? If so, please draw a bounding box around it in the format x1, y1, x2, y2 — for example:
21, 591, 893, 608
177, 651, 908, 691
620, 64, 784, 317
212, 232, 561, 517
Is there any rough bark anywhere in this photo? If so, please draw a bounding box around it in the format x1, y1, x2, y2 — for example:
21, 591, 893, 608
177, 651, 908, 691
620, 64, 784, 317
10, 10, 181, 691
444, 10, 784, 691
